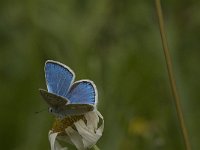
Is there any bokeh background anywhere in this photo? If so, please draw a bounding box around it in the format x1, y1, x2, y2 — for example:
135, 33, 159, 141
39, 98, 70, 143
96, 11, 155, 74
0, 0, 200, 149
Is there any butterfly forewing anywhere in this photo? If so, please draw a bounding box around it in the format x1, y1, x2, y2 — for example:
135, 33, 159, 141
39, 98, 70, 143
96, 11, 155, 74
39, 89, 68, 107
45, 60, 75, 98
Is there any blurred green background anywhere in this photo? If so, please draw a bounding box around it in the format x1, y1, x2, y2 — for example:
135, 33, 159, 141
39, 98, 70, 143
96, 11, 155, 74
0, 0, 200, 149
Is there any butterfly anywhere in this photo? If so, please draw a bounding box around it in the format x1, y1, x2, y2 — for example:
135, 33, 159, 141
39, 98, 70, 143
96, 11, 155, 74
39, 60, 98, 118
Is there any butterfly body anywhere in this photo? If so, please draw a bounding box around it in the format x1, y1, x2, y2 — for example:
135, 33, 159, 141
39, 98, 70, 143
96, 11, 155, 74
39, 60, 97, 118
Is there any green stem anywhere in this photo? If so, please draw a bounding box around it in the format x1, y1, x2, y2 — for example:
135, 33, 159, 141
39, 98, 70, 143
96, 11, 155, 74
91, 145, 100, 150
155, 0, 191, 150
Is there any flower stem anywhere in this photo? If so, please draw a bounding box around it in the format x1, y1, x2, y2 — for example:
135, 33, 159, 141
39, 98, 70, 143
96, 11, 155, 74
91, 145, 100, 150
155, 0, 191, 150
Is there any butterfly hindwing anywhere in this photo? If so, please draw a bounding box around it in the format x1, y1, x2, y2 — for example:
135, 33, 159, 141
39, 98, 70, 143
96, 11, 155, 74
66, 80, 97, 105
45, 60, 75, 98
39, 89, 68, 107
61, 104, 94, 116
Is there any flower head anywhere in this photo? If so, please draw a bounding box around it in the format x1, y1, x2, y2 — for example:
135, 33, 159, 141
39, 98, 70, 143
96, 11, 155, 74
49, 110, 104, 150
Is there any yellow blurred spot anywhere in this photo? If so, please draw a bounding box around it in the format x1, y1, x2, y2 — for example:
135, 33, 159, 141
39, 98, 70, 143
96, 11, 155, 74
128, 118, 150, 136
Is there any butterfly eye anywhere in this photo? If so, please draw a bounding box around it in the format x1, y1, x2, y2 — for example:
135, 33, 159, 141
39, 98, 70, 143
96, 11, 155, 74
48, 107, 53, 113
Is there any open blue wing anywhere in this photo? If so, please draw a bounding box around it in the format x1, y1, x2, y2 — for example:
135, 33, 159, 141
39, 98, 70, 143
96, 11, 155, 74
45, 60, 75, 98
66, 80, 97, 105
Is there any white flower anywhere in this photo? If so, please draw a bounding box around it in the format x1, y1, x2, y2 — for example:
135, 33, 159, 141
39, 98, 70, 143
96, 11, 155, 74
49, 110, 104, 150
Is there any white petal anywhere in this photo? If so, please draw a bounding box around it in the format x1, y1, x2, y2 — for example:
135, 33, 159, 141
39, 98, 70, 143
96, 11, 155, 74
49, 131, 68, 150
65, 126, 85, 150
73, 111, 104, 149
85, 110, 99, 129
49, 131, 58, 150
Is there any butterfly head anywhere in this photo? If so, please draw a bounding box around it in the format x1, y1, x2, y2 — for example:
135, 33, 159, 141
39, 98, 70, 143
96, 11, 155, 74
48, 107, 53, 113
48, 107, 67, 118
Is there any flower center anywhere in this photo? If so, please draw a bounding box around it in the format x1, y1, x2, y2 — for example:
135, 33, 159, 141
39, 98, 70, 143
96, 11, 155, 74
52, 115, 86, 134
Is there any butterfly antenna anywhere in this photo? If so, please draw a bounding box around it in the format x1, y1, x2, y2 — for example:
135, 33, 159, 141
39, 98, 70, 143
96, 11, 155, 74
35, 108, 48, 114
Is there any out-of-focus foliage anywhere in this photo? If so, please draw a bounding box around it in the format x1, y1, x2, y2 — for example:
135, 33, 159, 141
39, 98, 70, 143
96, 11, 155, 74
0, 0, 200, 149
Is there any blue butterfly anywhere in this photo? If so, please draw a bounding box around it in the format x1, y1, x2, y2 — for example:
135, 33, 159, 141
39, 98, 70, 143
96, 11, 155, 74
39, 60, 98, 118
